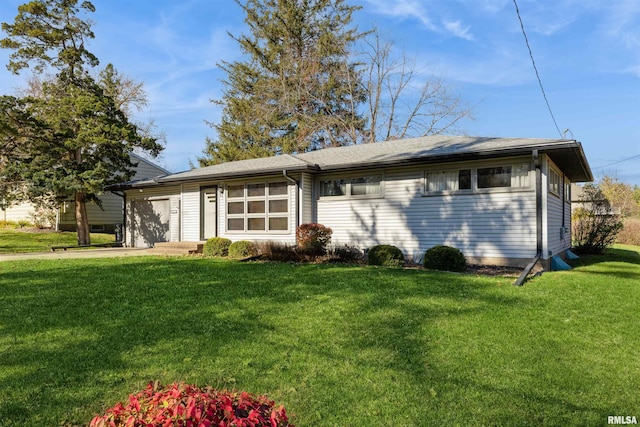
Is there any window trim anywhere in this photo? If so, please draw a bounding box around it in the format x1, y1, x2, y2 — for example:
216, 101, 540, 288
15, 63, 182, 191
423, 161, 533, 196
318, 173, 385, 201
225, 180, 290, 234
548, 165, 561, 198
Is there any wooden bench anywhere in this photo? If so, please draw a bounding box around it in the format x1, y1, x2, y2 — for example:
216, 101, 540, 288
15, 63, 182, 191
50, 242, 123, 252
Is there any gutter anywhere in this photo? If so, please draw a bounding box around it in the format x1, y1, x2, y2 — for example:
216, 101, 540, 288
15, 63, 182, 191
514, 149, 543, 286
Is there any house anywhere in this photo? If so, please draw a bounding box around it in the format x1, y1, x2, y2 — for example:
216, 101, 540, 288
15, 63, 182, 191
1, 153, 170, 233
108, 136, 593, 268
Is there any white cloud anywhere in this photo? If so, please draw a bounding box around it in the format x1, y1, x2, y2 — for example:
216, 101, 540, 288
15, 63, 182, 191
443, 20, 474, 41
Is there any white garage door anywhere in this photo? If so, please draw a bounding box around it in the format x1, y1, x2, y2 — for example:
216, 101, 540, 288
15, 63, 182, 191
131, 199, 171, 248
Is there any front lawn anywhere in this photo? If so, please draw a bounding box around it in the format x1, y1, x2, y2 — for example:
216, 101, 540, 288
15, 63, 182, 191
0, 229, 115, 253
0, 247, 638, 426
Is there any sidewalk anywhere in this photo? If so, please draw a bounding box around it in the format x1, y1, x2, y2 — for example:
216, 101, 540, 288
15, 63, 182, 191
0, 247, 156, 262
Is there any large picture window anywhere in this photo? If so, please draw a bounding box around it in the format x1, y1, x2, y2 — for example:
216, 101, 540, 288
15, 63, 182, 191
425, 162, 530, 194
226, 181, 289, 232
320, 175, 382, 198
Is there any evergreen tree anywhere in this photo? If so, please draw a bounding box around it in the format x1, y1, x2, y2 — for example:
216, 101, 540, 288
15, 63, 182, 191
1, 0, 162, 244
199, 0, 366, 166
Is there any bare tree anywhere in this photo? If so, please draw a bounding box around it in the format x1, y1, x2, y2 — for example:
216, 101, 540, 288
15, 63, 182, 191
361, 30, 473, 143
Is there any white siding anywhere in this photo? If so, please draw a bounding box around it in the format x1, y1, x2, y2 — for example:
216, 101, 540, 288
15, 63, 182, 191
181, 183, 202, 241
1, 201, 34, 223
546, 159, 571, 256
301, 173, 314, 224
317, 164, 537, 262
170, 197, 181, 242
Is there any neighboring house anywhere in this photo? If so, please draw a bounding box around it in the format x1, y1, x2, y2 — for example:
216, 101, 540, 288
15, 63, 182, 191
570, 183, 621, 215
1, 153, 170, 233
109, 136, 593, 268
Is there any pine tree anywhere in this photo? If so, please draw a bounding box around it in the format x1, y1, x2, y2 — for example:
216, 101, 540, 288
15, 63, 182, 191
1, 0, 162, 244
199, 0, 366, 166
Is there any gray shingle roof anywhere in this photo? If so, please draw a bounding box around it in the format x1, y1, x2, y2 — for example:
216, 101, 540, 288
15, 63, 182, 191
157, 153, 317, 183
295, 135, 578, 169
108, 135, 593, 190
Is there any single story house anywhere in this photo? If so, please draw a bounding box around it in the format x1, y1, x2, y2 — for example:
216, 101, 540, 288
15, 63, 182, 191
108, 136, 593, 268
1, 153, 170, 233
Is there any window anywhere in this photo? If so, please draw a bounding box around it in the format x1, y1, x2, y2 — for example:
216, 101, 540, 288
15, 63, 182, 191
477, 163, 529, 189
226, 181, 289, 232
549, 168, 561, 195
320, 176, 382, 197
425, 162, 531, 194
564, 181, 571, 202
426, 169, 471, 192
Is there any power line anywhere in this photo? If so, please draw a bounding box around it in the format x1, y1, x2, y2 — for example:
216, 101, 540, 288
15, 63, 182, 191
512, 0, 563, 138
595, 154, 640, 169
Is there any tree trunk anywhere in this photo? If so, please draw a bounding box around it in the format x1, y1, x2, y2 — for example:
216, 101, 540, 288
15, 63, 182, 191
75, 191, 91, 245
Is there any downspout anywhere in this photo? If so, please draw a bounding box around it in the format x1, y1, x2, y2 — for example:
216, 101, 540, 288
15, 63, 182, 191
282, 170, 300, 228
514, 150, 543, 286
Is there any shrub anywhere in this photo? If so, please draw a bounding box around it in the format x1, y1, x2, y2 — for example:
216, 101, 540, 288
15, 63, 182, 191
330, 244, 364, 263
367, 244, 405, 267
16, 219, 31, 228
255, 241, 301, 263
0, 220, 18, 229
229, 240, 258, 259
423, 245, 467, 272
28, 206, 56, 229
296, 223, 332, 255
203, 237, 232, 257
572, 184, 623, 254
89, 382, 294, 427
617, 218, 640, 246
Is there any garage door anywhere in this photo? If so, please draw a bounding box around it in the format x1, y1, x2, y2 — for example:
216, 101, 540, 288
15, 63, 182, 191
131, 199, 171, 247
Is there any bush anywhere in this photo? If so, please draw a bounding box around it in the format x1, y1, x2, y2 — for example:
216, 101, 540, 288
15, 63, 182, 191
296, 223, 332, 255
255, 241, 301, 262
229, 240, 258, 259
423, 245, 467, 272
28, 206, 56, 229
617, 218, 640, 246
572, 184, 623, 254
203, 237, 232, 257
330, 244, 364, 263
367, 244, 405, 267
16, 219, 31, 229
89, 382, 294, 427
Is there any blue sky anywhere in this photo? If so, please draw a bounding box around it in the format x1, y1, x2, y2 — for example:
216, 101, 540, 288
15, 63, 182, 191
1, 0, 639, 185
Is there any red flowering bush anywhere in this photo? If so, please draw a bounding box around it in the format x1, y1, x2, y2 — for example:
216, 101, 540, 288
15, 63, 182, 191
296, 223, 332, 255
90, 382, 294, 427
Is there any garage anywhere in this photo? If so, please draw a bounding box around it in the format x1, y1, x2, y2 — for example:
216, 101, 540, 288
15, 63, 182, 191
131, 199, 171, 247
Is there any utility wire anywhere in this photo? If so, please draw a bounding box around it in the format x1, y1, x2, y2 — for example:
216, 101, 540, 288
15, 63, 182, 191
512, 0, 563, 138
595, 154, 640, 169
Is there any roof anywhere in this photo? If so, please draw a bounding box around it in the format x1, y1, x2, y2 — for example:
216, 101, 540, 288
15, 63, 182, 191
157, 154, 317, 184
108, 135, 593, 190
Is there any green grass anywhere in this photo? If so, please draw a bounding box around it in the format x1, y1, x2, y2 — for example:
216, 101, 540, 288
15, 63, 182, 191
0, 229, 115, 253
0, 247, 638, 426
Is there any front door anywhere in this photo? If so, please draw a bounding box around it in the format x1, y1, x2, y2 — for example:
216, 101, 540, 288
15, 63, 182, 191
202, 187, 217, 239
